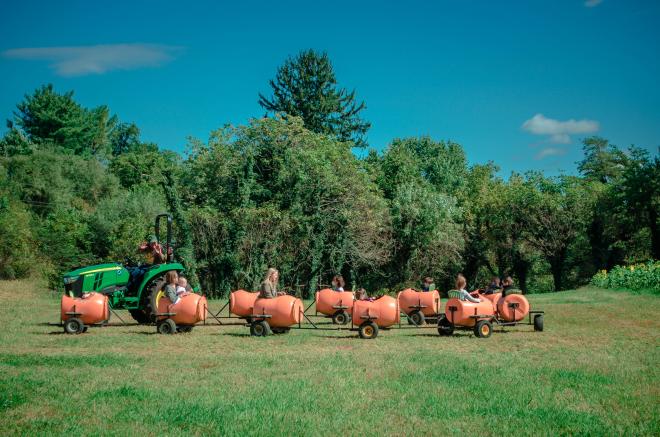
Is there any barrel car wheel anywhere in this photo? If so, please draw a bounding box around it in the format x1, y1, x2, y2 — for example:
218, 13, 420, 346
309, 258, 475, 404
332, 311, 350, 325
64, 317, 84, 334
359, 321, 379, 339
250, 320, 271, 337
533, 314, 544, 332
410, 310, 425, 326
157, 318, 177, 335
474, 320, 493, 338
178, 325, 194, 333
437, 316, 454, 336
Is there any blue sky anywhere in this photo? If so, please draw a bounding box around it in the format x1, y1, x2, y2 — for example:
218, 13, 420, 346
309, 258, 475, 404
1, 0, 658, 175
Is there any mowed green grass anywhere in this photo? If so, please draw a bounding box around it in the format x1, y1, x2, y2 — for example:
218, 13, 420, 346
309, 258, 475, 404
1, 280, 658, 436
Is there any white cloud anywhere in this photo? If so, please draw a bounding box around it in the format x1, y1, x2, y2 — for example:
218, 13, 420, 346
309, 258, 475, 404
584, 0, 603, 7
522, 113, 599, 144
535, 147, 567, 160
2, 43, 182, 76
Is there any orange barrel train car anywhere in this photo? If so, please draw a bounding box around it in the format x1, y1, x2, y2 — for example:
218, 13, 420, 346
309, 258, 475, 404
397, 288, 441, 325
249, 295, 304, 336
351, 296, 400, 339
439, 290, 544, 338
229, 289, 260, 321
315, 288, 355, 325
155, 292, 208, 334
61, 292, 110, 334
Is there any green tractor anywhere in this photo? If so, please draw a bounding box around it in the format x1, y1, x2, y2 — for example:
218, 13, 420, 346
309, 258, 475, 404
62, 214, 186, 324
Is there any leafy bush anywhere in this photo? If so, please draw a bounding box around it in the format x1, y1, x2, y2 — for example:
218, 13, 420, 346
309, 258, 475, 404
590, 261, 660, 293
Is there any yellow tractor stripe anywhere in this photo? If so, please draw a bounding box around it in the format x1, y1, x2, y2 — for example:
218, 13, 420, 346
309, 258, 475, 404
83, 266, 121, 276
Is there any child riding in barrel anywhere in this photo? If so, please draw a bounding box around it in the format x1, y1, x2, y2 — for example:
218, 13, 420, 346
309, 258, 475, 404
455, 274, 481, 303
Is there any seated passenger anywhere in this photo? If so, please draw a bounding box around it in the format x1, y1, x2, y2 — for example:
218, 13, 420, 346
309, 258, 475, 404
421, 277, 436, 292
501, 276, 515, 297
331, 275, 345, 292
482, 277, 501, 295
176, 276, 189, 297
356, 288, 374, 302
455, 274, 481, 303
260, 268, 286, 299
164, 271, 181, 305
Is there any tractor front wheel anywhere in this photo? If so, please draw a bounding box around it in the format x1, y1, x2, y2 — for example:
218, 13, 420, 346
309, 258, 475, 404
157, 318, 177, 335
64, 318, 84, 334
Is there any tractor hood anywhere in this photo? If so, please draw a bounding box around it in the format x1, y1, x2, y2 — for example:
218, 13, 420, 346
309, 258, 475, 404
63, 263, 124, 279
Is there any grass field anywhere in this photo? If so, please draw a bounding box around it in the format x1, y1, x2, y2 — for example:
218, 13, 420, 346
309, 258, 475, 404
1, 280, 658, 436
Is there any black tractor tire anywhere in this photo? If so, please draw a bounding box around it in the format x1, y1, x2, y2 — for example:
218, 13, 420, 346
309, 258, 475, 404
250, 320, 271, 337
157, 318, 177, 335
359, 321, 379, 339
437, 316, 454, 336
271, 327, 290, 334
64, 318, 84, 334
474, 320, 493, 338
332, 311, 350, 325
178, 325, 194, 333
129, 273, 170, 325
410, 310, 426, 326
128, 309, 151, 324
534, 314, 544, 332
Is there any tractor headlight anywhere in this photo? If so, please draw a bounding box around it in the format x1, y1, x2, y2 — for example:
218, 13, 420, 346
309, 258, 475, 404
63, 276, 79, 285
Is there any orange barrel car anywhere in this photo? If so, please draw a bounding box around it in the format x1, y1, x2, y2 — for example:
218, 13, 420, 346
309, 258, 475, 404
397, 288, 440, 325
229, 289, 260, 320
315, 288, 355, 325
351, 296, 400, 339
155, 293, 208, 334
249, 295, 304, 336
438, 290, 496, 338
61, 292, 110, 334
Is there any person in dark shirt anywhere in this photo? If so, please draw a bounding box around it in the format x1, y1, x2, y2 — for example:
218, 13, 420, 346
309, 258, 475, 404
501, 276, 515, 297
482, 277, 501, 295
421, 277, 436, 292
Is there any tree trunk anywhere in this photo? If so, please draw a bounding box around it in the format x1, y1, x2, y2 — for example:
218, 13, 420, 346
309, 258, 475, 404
549, 250, 566, 291
512, 255, 530, 294
649, 207, 659, 260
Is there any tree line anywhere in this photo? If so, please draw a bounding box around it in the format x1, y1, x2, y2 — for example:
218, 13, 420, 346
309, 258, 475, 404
0, 50, 657, 297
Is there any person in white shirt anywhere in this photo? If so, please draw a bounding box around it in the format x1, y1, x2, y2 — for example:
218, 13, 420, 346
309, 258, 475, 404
455, 274, 481, 303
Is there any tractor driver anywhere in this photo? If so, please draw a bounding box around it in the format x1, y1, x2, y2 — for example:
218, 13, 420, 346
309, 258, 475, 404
138, 236, 166, 265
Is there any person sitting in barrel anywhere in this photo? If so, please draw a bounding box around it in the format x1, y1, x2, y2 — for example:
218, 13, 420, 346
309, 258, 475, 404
501, 276, 515, 297
482, 276, 501, 295
260, 268, 286, 299
356, 288, 374, 302
164, 271, 181, 305
176, 276, 190, 297
331, 275, 345, 292
421, 277, 436, 292
455, 273, 481, 303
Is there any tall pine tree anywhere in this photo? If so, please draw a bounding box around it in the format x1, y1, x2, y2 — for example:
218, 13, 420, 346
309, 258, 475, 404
258, 49, 370, 147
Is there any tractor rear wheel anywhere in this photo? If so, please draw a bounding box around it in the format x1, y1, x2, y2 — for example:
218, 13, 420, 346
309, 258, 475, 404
128, 309, 150, 324
128, 274, 168, 324
64, 318, 84, 334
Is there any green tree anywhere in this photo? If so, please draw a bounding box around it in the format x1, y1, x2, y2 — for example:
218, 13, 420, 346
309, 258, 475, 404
258, 50, 371, 147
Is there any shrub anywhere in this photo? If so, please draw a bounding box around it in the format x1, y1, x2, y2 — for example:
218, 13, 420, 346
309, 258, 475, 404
590, 261, 660, 293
